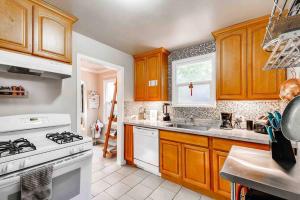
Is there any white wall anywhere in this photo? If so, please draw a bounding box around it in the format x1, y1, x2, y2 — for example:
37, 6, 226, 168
0, 32, 134, 134
0, 73, 74, 118
73, 32, 133, 102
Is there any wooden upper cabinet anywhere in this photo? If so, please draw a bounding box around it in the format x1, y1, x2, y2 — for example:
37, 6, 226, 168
145, 53, 161, 100
134, 58, 146, 100
33, 4, 73, 63
182, 144, 210, 190
134, 48, 169, 101
124, 125, 134, 164
213, 16, 286, 100
215, 28, 247, 100
247, 20, 286, 99
0, 0, 77, 63
0, 0, 33, 53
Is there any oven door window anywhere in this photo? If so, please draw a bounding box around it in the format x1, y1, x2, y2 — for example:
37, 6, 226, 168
3, 168, 81, 200
52, 168, 81, 200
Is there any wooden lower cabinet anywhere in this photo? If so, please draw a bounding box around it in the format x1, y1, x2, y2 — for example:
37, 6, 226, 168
159, 130, 270, 200
160, 139, 182, 181
212, 150, 230, 198
124, 125, 134, 164
182, 144, 210, 190
211, 138, 270, 199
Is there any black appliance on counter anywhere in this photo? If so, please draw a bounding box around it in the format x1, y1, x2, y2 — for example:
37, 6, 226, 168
254, 116, 269, 134
163, 103, 171, 121
220, 112, 233, 129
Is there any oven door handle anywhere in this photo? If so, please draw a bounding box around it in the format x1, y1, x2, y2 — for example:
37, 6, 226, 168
54, 150, 93, 169
0, 150, 93, 188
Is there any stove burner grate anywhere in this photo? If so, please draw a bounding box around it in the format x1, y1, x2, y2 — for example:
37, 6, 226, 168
46, 131, 83, 144
0, 138, 36, 158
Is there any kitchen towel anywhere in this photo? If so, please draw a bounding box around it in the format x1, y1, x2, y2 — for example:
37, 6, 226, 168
21, 165, 53, 200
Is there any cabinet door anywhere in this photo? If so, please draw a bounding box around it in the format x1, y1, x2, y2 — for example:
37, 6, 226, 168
0, 0, 33, 53
124, 125, 134, 164
33, 5, 72, 63
212, 150, 230, 198
216, 28, 247, 100
146, 53, 161, 100
247, 21, 286, 99
182, 144, 210, 190
134, 58, 146, 101
160, 140, 181, 181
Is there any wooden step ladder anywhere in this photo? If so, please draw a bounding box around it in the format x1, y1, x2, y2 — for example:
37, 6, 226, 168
103, 80, 117, 158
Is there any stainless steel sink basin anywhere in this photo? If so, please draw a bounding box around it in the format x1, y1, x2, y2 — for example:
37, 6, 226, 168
167, 123, 210, 131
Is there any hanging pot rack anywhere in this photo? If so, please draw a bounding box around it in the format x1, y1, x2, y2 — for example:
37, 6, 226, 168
262, 0, 300, 70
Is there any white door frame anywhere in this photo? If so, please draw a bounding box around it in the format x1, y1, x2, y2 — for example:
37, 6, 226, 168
77, 53, 125, 165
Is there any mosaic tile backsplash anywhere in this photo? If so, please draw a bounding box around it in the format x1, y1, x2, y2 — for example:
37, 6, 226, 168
124, 101, 287, 121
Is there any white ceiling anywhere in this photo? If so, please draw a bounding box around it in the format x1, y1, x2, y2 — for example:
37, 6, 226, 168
80, 58, 113, 74
45, 0, 274, 55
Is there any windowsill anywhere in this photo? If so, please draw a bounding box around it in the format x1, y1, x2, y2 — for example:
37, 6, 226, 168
171, 103, 216, 108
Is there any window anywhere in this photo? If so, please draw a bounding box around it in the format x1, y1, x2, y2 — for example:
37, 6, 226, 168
172, 53, 216, 107
103, 79, 117, 123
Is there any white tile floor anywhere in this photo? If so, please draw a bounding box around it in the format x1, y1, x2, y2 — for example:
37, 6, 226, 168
91, 145, 214, 200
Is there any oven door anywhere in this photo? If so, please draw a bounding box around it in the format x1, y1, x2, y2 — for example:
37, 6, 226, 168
0, 150, 92, 200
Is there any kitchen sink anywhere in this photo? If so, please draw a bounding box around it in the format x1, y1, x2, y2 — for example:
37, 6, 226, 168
167, 123, 210, 131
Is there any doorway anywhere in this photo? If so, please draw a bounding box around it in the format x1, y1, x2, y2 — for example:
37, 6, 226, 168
77, 54, 125, 165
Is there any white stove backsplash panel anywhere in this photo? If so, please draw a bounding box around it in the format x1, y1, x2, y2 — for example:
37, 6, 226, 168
125, 100, 287, 121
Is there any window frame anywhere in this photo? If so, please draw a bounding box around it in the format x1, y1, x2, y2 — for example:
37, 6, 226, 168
171, 52, 216, 107
103, 78, 116, 123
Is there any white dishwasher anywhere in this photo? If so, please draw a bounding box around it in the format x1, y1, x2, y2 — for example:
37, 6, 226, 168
133, 126, 160, 175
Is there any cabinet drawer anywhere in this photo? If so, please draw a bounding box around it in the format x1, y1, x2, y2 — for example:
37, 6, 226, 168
212, 138, 269, 152
160, 130, 208, 147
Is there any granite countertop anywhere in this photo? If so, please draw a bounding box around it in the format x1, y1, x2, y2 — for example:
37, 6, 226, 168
124, 119, 269, 144
221, 146, 300, 200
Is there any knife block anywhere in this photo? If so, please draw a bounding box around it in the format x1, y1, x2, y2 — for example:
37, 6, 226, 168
271, 130, 296, 169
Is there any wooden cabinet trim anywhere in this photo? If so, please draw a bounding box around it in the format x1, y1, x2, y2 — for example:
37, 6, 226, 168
212, 15, 268, 38
29, 0, 77, 22
134, 47, 170, 58
160, 130, 209, 147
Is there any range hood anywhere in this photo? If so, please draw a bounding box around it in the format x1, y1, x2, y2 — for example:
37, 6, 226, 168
0, 50, 72, 79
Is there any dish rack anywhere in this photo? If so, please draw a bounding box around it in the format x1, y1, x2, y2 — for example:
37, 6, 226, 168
262, 0, 300, 70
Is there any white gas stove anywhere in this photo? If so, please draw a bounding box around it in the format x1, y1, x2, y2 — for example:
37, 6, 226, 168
0, 114, 93, 200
